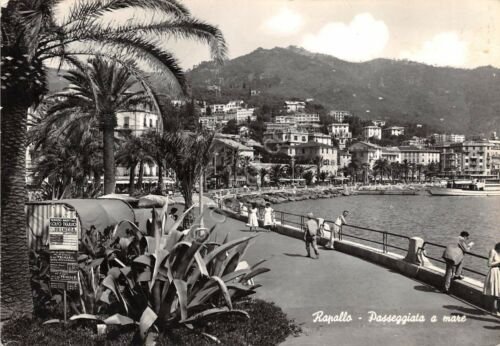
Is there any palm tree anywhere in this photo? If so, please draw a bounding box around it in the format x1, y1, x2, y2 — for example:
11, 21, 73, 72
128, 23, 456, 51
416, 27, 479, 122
116, 134, 153, 195
1, 0, 226, 319
347, 159, 361, 183
239, 155, 252, 185
401, 160, 410, 183
163, 131, 215, 226
259, 168, 268, 187
373, 159, 390, 183
43, 58, 153, 194
143, 131, 166, 193
390, 162, 401, 182
270, 164, 284, 185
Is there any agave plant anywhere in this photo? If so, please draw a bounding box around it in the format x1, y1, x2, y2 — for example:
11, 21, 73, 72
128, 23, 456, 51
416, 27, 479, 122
52, 199, 269, 344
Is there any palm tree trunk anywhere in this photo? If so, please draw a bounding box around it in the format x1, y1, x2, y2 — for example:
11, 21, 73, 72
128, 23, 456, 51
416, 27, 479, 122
1, 102, 34, 319
128, 163, 137, 195
137, 160, 144, 190
102, 121, 116, 194
157, 160, 163, 192
182, 185, 194, 228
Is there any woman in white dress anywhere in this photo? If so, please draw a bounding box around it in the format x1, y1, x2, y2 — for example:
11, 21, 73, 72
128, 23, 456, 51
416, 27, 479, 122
247, 203, 259, 231
483, 242, 500, 316
263, 203, 275, 232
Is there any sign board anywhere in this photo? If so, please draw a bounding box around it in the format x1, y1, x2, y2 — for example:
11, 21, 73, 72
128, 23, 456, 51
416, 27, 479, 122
49, 217, 79, 290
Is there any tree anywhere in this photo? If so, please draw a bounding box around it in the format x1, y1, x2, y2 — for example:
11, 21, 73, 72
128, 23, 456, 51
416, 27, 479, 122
259, 168, 268, 187
346, 160, 361, 183
163, 131, 215, 226
43, 58, 153, 194
319, 171, 328, 183
143, 131, 166, 193
221, 119, 238, 134
373, 159, 390, 183
116, 134, 153, 195
270, 164, 284, 185
401, 160, 410, 183
303, 171, 314, 185
239, 155, 252, 185
1, 0, 226, 319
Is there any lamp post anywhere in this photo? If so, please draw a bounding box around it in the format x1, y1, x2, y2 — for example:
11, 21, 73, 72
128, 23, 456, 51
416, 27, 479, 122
291, 157, 296, 185
213, 152, 218, 190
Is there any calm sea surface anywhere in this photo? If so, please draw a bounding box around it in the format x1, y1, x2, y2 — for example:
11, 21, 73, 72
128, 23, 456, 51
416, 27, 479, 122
274, 195, 500, 278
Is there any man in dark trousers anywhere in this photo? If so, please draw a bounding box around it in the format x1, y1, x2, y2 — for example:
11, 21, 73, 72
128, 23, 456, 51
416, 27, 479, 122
304, 212, 320, 259
442, 231, 474, 293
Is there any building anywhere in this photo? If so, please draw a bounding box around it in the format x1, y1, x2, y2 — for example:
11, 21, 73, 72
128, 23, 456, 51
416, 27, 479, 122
348, 141, 383, 169
362, 126, 382, 140
275, 113, 320, 124
284, 101, 306, 113
328, 123, 352, 149
212, 137, 254, 165
431, 133, 465, 144
225, 108, 256, 124
295, 142, 338, 174
264, 122, 298, 132
453, 141, 495, 176
263, 129, 309, 147
225, 100, 244, 112
383, 126, 405, 137
372, 120, 386, 127
399, 146, 440, 166
199, 116, 218, 130
381, 147, 401, 163
309, 133, 332, 146
402, 136, 426, 148
338, 150, 352, 169
329, 110, 352, 123
116, 110, 160, 134
209, 104, 226, 115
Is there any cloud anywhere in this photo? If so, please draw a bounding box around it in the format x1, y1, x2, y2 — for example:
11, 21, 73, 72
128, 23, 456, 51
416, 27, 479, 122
263, 8, 304, 36
399, 32, 468, 67
302, 13, 389, 61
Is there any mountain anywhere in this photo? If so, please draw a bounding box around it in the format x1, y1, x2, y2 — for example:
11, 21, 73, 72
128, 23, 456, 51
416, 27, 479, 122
188, 46, 500, 135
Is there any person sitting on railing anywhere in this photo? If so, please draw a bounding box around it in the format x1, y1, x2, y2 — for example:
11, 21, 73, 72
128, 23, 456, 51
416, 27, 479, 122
327, 210, 349, 249
483, 242, 500, 316
442, 231, 474, 293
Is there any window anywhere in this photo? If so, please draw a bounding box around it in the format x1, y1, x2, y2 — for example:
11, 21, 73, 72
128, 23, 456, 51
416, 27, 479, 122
143, 116, 147, 127
149, 119, 153, 128
124, 116, 130, 128
294, 136, 298, 141
302, 136, 306, 141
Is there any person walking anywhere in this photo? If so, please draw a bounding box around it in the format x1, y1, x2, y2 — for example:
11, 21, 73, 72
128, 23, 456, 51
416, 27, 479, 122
483, 242, 500, 316
247, 203, 259, 232
442, 231, 474, 293
327, 210, 349, 249
304, 212, 320, 259
263, 203, 276, 232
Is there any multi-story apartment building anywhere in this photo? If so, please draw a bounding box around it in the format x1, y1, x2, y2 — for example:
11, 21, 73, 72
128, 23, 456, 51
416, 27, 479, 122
116, 110, 160, 134
452, 141, 495, 176
338, 150, 352, 169
329, 110, 352, 123
381, 147, 401, 163
225, 108, 256, 124
431, 133, 465, 144
264, 122, 298, 131
199, 116, 219, 130
263, 129, 309, 147
328, 123, 352, 149
362, 126, 382, 140
309, 133, 332, 146
284, 101, 306, 113
402, 136, 426, 148
399, 146, 440, 165
383, 126, 405, 137
348, 141, 383, 169
209, 104, 226, 114
275, 113, 320, 124
295, 142, 338, 174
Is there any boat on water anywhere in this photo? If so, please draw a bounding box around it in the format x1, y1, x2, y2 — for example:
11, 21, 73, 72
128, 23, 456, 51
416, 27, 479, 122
428, 179, 500, 196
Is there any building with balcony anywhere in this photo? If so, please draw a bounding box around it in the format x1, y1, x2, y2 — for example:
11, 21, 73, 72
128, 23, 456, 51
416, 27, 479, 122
399, 146, 440, 166
263, 129, 309, 147
348, 141, 383, 169
381, 147, 401, 163
452, 141, 495, 176
362, 126, 382, 140
295, 142, 338, 174
225, 108, 256, 124
284, 101, 306, 113
328, 123, 352, 149
275, 113, 320, 124
338, 150, 352, 169
431, 133, 465, 144
329, 110, 352, 123
309, 133, 332, 146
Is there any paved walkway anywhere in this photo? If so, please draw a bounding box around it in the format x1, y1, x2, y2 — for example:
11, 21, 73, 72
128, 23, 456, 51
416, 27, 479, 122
205, 213, 500, 346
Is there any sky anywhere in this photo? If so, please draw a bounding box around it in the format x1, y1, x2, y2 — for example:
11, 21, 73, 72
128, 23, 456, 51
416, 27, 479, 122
168, 0, 500, 69
6, 0, 498, 69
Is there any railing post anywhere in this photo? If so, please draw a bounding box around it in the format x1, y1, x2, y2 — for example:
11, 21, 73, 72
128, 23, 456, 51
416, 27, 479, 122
383, 233, 387, 253
339, 224, 343, 241
281, 212, 284, 226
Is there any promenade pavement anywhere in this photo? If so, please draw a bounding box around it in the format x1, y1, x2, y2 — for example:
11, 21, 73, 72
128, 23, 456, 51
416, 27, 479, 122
204, 212, 500, 346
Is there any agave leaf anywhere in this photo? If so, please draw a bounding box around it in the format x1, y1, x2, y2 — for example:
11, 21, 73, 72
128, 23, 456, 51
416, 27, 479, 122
100, 289, 112, 304
144, 236, 156, 254
137, 271, 152, 282
173, 279, 188, 321
112, 220, 143, 239
187, 286, 219, 309
209, 276, 232, 310
203, 235, 257, 267
43, 319, 62, 325
119, 237, 134, 250
194, 252, 209, 277
250, 258, 267, 270
69, 314, 100, 321
241, 267, 270, 282
102, 275, 128, 314
108, 267, 122, 279
139, 307, 158, 340
150, 249, 169, 291
90, 258, 104, 268
134, 254, 153, 267
159, 196, 170, 231
104, 314, 135, 325
166, 205, 195, 235
221, 269, 250, 283
144, 329, 159, 346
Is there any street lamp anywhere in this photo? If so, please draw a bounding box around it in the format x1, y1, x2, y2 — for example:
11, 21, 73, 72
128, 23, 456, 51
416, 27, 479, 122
291, 157, 296, 185
213, 152, 218, 190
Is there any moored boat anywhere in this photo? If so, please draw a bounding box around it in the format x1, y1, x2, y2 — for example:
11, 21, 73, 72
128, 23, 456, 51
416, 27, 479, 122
428, 179, 500, 196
